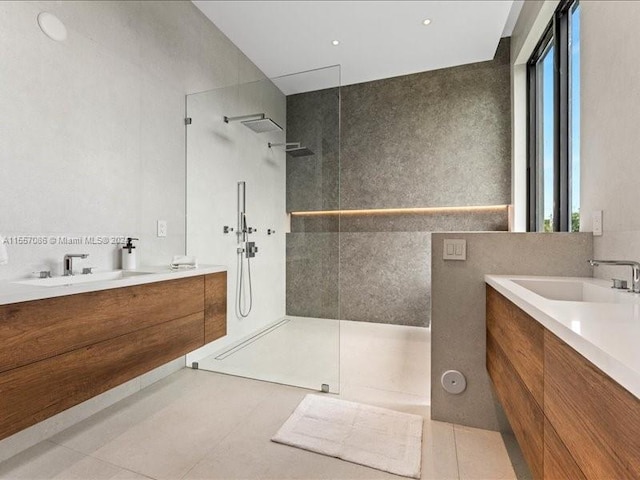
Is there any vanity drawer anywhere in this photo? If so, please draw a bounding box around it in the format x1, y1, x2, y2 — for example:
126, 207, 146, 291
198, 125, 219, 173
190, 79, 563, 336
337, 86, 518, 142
0, 277, 204, 373
205, 272, 227, 343
544, 417, 586, 480
0, 312, 204, 440
544, 330, 640, 479
487, 331, 544, 479
486, 286, 544, 406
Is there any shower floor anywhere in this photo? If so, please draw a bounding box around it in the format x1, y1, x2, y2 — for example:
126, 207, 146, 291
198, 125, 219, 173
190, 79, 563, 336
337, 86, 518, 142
197, 316, 340, 392
196, 317, 431, 409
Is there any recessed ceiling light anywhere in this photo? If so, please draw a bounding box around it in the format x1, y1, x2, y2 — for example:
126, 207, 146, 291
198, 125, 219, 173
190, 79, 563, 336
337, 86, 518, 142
332, 40, 340, 46
422, 18, 432, 26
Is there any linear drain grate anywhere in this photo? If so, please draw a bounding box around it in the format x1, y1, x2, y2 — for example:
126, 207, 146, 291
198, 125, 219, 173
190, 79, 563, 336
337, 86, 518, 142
214, 319, 291, 361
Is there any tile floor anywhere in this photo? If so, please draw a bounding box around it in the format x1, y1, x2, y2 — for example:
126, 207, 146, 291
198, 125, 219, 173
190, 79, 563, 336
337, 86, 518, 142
0, 321, 518, 480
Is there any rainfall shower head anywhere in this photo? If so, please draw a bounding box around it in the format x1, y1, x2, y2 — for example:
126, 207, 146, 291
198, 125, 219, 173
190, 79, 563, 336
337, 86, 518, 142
224, 113, 283, 134
285, 146, 315, 157
242, 117, 283, 133
268, 142, 315, 158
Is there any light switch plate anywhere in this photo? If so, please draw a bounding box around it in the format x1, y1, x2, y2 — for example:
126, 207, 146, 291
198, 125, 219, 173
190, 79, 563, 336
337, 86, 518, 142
593, 210, 603, 236
443, 239, 466, 260
157, 220, 167, 238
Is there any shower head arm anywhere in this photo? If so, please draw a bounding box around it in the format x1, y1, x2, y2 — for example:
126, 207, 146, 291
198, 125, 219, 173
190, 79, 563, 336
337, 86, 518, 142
268, 142, 301, 149
224, 113, 266, 124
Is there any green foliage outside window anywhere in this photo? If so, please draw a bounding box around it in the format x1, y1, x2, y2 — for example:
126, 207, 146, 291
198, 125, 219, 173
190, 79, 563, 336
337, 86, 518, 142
571, 211, 580, 232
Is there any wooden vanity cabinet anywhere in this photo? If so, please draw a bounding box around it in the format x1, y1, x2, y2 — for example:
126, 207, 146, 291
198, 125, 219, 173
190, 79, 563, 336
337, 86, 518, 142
205, 271, 227, 343
487, 285, 640, 480
544, 331, 640, 479
543, 418, 586, 480
486, 286, 544, 479
0, 271, 227, 441
0, 277, 204, 373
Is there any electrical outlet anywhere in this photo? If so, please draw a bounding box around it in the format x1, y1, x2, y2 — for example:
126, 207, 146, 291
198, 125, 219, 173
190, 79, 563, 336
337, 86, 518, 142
157, 220, 167, 238
593, 210, 603, 236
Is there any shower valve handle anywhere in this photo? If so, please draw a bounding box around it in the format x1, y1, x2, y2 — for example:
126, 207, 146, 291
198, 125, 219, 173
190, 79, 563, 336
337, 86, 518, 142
247, 227, 257, 234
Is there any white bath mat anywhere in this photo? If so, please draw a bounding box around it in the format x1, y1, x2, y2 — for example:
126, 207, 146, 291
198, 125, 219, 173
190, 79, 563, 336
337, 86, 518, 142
272, 394, 423, 478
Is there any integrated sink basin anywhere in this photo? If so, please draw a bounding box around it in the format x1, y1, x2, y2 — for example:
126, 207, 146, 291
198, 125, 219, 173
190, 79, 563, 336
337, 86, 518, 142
512, 278, 640, 304
13, 270, 154, 287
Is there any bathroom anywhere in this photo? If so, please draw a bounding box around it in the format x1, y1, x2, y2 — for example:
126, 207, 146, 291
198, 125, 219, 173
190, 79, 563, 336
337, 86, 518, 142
0, 1, 638, 479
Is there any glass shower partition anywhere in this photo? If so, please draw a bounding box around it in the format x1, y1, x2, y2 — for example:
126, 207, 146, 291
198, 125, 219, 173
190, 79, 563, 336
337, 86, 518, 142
185, 66, 341, 393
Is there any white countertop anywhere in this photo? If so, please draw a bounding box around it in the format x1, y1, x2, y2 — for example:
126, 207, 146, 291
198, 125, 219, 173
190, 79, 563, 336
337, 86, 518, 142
0, 265, 227, 306
485, 275, 640, 400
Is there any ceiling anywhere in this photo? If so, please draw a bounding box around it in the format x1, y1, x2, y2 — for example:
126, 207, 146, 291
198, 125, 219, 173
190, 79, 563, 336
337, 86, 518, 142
193, 1, 523, 95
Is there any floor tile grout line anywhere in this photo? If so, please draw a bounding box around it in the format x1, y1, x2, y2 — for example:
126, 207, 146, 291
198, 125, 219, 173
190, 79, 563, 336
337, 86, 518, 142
38, 440, 160, 480
178, 380, 288, 480
47, 377, 260, 480
64, 394, 268, 480
46, 372, 302, 480
452, 424, 461, 480
340, 382, 430, 400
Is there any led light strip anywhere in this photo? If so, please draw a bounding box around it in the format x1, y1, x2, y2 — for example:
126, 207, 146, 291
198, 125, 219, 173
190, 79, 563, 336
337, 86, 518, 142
289, 205, 509, 216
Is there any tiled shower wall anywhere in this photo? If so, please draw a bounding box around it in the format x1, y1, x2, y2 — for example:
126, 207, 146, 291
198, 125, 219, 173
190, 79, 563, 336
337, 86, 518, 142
286, 39, 512, 327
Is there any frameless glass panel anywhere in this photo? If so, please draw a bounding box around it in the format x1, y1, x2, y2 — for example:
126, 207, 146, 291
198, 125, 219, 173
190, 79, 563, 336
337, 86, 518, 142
276, 66, 341, 393
569, 3, 581, 231
184, 66, 341, 394
536, 43, 555, 232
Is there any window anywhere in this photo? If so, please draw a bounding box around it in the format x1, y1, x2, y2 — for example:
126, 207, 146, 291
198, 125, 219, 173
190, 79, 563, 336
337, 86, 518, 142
527, 0, 580, 232
569, 3, 580, 231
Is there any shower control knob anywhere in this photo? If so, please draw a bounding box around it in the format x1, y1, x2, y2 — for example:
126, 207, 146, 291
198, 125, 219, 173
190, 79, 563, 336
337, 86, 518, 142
267, 229, 276, 235
245, 242, 258, 258
247, 227, 257, 234
612, 278, 628, 289
223, 226, 234, 234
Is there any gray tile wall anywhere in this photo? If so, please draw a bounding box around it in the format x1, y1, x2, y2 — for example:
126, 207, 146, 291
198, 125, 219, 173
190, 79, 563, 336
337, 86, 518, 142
287, 210, 508, 326
431, 232, 593, 431
339, 40, 511, 210
286, 39, 512, 327
286, 232, 431, 326
286, 233, 339, 319
286, 88, 340, 212
338, 232, 431, 327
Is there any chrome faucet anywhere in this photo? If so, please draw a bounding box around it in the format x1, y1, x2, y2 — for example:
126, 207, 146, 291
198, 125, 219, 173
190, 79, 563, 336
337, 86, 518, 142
589, 259, 640, 293
63, 253, 89, 276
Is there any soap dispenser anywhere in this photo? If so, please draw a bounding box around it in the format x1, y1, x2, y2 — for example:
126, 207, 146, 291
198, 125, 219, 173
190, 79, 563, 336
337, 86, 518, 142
121, 237, 139, 271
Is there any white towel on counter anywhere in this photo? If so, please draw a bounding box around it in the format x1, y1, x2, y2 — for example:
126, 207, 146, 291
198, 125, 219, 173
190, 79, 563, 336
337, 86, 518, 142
0, 235, 8, 265
170, 255, 197, 270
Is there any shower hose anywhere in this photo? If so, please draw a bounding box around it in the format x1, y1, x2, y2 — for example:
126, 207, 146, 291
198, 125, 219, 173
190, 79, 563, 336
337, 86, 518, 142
237, 248, 253, 318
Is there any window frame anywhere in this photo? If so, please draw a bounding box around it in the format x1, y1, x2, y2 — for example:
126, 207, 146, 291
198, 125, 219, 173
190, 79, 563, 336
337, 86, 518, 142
526, 0, 579, 232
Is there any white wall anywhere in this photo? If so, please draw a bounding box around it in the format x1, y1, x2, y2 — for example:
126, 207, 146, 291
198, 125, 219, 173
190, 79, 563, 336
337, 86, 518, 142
0, 1, 270, 280
185, 81, 287, 359
580, 1, 640, 282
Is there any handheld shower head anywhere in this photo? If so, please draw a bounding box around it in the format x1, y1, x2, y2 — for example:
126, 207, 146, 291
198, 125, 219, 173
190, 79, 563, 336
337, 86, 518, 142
224, 113, 283, 133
